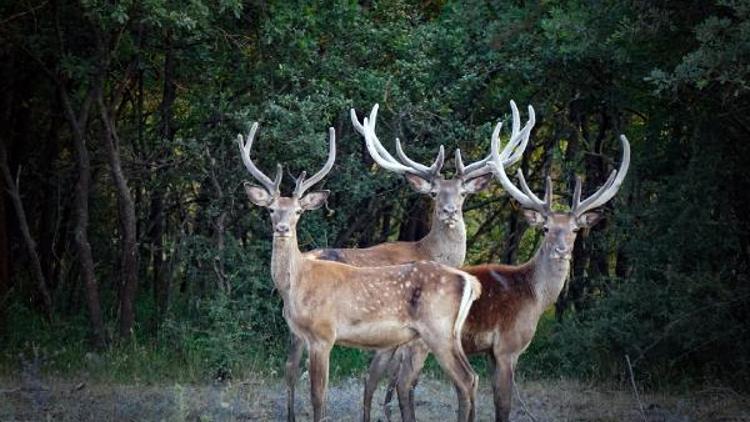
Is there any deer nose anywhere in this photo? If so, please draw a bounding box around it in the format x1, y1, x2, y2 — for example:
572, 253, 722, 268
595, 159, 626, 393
555, 246, 569, 255
443, 205, 457, 215
275, 223, 290, 234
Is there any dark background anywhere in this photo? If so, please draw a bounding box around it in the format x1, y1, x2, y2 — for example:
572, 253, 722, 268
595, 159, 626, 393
1, 0, 748, 389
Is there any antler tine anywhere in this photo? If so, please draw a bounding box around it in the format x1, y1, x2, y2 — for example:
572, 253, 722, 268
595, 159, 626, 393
516, 169, 548, 210
460, 121, 502, 177
353, 104, 437, 179
395, 138, 432, 174
429, 145, 445, 176
543, 176, 553, 210
293, 170, 307, 197
237, 122, 282, 195
461, 101, 535, 180
502, 104, 536, 165
295, 127, 336, 197
454, 149, 465, 176
572, 134, 631, 215
572, 175, 583, 207
352, 105, 406, 166
362, 118, 417, 175
486, 145, 547, 213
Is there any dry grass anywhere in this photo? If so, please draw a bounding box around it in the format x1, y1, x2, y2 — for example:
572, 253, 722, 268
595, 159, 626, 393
1, 373, 748, 421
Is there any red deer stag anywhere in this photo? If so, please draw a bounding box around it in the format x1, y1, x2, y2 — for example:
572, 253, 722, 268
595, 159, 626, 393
383, 135, 630, 422
354, 102, 535, 422
283, 102, 535, 422
238, 123, 482, 422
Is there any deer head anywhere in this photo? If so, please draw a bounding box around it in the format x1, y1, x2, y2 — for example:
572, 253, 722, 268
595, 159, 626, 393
351, 102, 535, 228
238, 123, 335, 238
487, 135, 630, 262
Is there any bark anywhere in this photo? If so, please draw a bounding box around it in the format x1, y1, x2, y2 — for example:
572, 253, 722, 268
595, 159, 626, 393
98, 88, 139, 339
207, 149, 230, 296
60, 84, 106, 348
0, 143, 54, 321
151, 32, 176, 315
501, 210, 521, 264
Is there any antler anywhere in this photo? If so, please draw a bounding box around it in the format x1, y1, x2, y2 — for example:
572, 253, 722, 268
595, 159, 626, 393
237, 122, 282, 197
485, 101, 551, 213
488, 156, 552, 213
456, 100, 536, 180
571, 135, 630, 216
293, 127, 336, 197
351, 104, 445, 181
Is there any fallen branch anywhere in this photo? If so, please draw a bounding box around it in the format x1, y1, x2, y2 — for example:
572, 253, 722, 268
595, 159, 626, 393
625, 354, 646, 422
513, 378, 539, 422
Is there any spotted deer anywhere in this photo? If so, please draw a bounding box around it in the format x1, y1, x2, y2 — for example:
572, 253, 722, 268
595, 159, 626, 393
282, 102, 535, 422
238, 123, 483, 422
381, 135, 630, 422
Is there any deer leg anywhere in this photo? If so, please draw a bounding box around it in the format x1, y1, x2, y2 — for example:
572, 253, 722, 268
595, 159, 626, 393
363, 347, 397, 422
395, 342, 429, 422
285, 332, 305, 422
422, 339, 476, 422
382, 347, 404, 422
308, 340, 333, 422
491, 350, 514, 422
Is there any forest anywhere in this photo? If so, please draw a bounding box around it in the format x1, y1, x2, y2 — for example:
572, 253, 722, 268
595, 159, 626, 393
1, 0, 749, 419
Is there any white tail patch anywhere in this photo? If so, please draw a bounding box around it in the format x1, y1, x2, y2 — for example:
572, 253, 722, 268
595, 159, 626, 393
453, 273, 481, 338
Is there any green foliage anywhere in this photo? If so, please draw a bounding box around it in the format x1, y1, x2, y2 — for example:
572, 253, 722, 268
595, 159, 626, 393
1, 0, 749, 391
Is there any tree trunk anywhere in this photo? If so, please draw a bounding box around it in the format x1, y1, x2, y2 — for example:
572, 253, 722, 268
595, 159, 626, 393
0, 142, 54, 321
398, 196, 430, 241
501, 209, 521, 264
60, 85, 107, 348
98, 89, 139, 339
207, 148, 229, 296
151, 32, 176, 316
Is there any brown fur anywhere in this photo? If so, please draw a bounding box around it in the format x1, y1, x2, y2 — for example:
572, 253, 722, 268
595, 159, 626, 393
461, 263, 536, 353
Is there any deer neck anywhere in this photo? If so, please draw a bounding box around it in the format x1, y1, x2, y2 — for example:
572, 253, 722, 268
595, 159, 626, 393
417, 212, 466, 267
271, 234, 303, 297
529, 246, 571, 310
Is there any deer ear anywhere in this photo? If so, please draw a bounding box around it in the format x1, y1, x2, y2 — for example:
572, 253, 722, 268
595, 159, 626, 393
300, 190, 329, 210
463, 174, 493, 194
244, 184, 272, 206
404, 173, 432, 194
522, 209, 545, 227
577, 211, 603, 228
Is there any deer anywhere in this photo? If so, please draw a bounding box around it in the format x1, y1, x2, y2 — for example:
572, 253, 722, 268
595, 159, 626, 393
282, 102, 535, 422
237, 122, 484, 422
379, 134, 630, 422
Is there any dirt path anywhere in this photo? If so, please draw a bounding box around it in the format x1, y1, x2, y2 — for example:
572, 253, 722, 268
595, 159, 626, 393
1, 375, 748, 421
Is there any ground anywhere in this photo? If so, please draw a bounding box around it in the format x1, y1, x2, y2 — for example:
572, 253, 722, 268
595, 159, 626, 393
1, 373, 748, 421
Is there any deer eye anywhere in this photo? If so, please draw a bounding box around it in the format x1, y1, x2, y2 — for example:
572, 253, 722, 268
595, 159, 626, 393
543, 226, 549, 233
